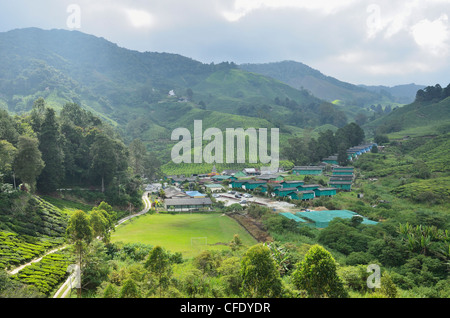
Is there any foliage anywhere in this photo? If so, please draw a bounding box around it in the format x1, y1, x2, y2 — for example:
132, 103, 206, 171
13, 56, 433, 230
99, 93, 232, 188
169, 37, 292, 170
292, 244, 348, 298
11, 251, 71, 295
240, 244, 283, 298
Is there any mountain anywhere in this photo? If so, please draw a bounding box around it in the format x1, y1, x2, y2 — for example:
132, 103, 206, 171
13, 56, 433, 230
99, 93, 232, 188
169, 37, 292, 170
358, 83, 426, 104
0, 28, 363, 161
239, 60, 422, 106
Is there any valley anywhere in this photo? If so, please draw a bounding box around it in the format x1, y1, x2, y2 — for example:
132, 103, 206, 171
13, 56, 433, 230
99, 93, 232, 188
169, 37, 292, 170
0, 28, 449, 300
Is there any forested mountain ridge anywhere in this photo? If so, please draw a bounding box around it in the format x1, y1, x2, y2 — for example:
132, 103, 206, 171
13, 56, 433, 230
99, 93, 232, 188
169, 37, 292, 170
1, 28, 374, 163
239, 60, 425, 106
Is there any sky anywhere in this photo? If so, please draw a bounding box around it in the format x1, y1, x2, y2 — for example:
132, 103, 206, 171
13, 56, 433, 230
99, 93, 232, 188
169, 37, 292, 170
1, 0, 449, 86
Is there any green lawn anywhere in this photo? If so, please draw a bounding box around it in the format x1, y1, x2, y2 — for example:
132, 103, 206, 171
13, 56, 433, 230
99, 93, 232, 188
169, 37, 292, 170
111, 213, 257, 258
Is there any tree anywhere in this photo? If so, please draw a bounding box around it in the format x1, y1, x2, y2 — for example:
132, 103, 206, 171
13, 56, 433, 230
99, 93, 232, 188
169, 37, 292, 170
37, 108, 64, 193
144, 246, 172, 297
129, 139, 147, 176
380, 272, 398, 298
120, 279, 141, 298
240, 244, 282, 297
337, 143, 350, 166
13, 135, 45, 192
292, 244, 348, 298
30, 97, 46, 134
0, 140, 17, 181
66, 210, 93, 298
90, 133, 124, 192
218, 257, 242, 296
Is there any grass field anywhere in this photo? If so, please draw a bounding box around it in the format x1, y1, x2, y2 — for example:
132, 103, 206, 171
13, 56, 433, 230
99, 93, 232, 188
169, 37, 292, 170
111, 213, 257, 258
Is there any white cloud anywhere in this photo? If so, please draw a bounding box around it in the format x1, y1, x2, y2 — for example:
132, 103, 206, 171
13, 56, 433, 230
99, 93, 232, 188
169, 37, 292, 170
222, 0, 357, 22
411, 14, 449, 56
126, 9, 154, 28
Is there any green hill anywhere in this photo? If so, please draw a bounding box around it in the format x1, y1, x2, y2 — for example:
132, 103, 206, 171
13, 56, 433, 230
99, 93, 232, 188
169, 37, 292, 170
239, 60, 420, 107
366, 96, 450, 138
0, 28, 359, 165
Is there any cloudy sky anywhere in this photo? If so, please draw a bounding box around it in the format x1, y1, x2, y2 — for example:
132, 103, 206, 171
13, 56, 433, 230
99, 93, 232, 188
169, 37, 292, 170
1, 0, 449, 86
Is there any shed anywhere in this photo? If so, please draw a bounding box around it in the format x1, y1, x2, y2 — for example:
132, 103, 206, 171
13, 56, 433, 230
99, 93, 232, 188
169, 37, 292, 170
281, 180, 305, 188
313, 187, 337, 197
164, 197, 212, 212
292, 166, 323, 175
230, 180, 248, 189
243, 180, 267, 190
328, 181, 352, 191
297, 184, 320, 191
204, 184, 224, 193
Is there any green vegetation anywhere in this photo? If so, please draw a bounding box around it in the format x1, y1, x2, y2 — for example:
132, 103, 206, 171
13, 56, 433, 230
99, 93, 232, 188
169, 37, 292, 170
11, 251, 71, 296
111, 213, 257, 258
0, 231, 63, 270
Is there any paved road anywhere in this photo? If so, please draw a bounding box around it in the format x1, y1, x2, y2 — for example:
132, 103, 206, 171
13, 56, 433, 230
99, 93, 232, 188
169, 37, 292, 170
116, 191, 152, 226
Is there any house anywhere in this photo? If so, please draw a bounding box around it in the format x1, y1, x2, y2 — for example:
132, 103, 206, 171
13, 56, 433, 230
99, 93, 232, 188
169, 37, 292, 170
254, 183, 281, 194
222, 170, 239, 176
230, 180, 248, 189
322, 155, 338, 165
163, 187, 190, 199
328, 180, 352, 191
211, 175, 237, 182
297, 184, 321, 191
330, 175, 353, 181
273, 187, 300, 197
185, 191, 206, 198
204, 184, 224, 193
280, 180, 305, 188
243, 168, 259, 175
332, 167, 354, 176
164, 197, 213, 212
243, 180, 267, 190
292, 166, 323, 175
313, 187, 337, 197
297, 190, 315, 201
258, 174, 284, 182
234, 171, 247, 178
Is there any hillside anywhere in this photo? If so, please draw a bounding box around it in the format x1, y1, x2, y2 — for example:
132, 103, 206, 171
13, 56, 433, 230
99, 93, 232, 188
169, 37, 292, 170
0, 28, 367, 164
239, 60, 422, 107
366, 95, 450, 138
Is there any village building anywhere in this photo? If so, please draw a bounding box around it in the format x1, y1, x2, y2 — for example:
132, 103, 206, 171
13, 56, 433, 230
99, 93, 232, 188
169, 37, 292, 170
164, 197, 213, 212
292, 166, 323, 175
280, 180, 305, 188
204, 183, 224, 193
313, 187, 337, 197
328, 180, 352, 191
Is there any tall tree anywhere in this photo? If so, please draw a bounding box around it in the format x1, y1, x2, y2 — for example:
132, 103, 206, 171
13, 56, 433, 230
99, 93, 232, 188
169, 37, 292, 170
144, 246, 172, 297
129, 139, 147, 176
66, 210, 93, 298
37, 108, 64, 193
240, 244, 282, 298
0, 140, 17, 181
89, 133, 126, 192
13, 135, 44, 192
292, 244, 348, 298
30, 97, 46, 135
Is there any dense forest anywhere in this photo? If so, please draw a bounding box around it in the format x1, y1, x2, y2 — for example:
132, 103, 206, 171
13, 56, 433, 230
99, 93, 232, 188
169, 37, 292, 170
0, 98, 161, 209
